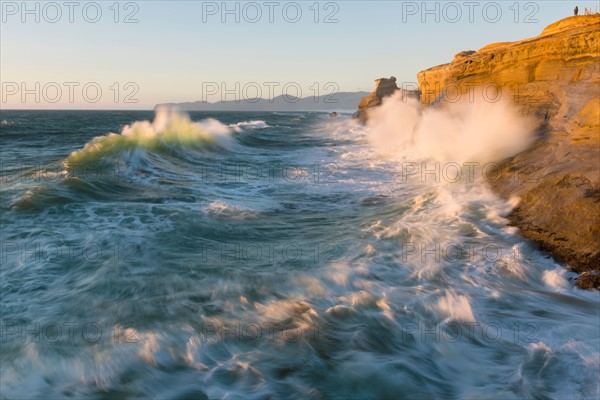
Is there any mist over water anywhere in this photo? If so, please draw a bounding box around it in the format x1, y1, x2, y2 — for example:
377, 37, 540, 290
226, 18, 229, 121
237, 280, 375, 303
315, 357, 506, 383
1, 109, 598, 399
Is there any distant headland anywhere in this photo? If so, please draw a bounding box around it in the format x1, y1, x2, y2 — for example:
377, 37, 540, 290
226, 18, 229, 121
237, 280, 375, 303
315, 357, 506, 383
155, 92, 369, 112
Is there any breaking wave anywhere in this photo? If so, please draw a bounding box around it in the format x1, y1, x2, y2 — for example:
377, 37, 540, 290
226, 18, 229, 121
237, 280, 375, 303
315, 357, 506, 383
66, 109, 235, 167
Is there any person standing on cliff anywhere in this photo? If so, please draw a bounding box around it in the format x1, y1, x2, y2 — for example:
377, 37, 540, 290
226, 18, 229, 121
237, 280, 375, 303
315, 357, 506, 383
574, 6, 579, 16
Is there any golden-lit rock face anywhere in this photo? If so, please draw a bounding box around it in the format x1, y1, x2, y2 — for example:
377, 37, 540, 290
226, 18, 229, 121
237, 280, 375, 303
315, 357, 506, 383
417, 15, 599, 129
417, 15, 600, 288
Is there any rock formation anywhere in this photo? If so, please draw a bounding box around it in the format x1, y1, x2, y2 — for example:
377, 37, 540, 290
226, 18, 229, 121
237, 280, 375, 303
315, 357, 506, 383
416, 15, 599, 288
353, 77, 420, 122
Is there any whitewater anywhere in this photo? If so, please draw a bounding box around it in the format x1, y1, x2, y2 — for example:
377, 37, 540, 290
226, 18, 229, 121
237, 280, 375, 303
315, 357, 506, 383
0, 102, 598, 399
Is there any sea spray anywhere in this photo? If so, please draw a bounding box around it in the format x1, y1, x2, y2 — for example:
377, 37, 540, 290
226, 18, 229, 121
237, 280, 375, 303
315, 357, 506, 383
366, 91, 538, 164
360, 91, 539, 282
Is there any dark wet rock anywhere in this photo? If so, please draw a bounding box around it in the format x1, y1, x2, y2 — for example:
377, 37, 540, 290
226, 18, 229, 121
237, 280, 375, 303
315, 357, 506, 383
575, 271, 600, 290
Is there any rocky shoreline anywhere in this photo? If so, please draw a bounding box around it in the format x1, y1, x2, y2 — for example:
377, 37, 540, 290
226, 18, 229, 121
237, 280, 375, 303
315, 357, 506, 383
355, 15, 600, 289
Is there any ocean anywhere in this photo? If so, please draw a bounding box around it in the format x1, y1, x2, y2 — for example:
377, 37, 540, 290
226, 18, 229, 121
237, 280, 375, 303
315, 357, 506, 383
1, 109, 598, 399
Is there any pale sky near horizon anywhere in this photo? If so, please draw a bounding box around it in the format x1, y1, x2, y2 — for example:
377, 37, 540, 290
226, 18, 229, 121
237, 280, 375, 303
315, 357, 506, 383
0, 0, 593, 109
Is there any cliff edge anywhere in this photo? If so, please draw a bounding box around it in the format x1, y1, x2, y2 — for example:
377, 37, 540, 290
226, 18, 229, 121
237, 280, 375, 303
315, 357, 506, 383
416, 15, 600, 288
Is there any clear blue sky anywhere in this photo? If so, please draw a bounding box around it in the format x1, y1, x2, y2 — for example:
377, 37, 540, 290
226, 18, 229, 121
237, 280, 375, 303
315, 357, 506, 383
0, 0, 591, 109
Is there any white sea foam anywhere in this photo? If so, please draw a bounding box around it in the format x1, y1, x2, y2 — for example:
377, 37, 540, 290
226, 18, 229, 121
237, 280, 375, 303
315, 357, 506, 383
434, 290, 476, 323
202, 200, 260, 220
542, 268, 569, 290
229, 120, 269, 131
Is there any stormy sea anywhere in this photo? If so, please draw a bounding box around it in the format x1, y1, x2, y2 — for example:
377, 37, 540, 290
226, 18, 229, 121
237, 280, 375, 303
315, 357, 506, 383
1, 106, 598, 399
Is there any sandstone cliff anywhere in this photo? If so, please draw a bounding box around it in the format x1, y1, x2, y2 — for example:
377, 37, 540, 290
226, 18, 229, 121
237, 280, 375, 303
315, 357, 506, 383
415, 15, 600, 288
